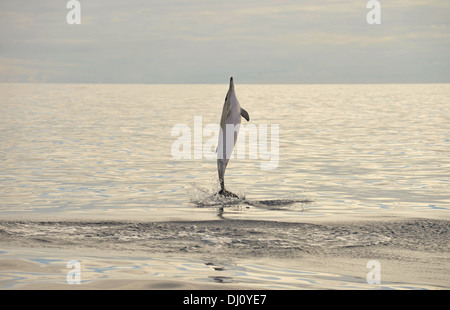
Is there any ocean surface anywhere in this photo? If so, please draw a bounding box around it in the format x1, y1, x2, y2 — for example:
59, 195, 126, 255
0, 83, 449, 289
1, 83, 449, 220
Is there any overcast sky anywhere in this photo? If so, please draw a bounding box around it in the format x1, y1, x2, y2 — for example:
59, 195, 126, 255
0, 0, 449, 83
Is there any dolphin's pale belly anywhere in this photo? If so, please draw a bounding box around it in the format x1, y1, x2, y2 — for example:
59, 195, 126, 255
217, 104, 241, 162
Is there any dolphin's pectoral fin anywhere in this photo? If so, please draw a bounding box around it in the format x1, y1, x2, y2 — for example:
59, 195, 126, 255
240, 108, 250, 121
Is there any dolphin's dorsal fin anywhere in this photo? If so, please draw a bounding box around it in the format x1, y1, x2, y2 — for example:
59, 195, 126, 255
240, 108, 250, 121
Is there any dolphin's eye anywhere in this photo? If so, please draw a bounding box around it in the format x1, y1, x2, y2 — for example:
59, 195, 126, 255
225, 95, 228, 101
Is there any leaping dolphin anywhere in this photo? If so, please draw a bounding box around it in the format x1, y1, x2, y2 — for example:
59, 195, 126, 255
217, 77, 250, 197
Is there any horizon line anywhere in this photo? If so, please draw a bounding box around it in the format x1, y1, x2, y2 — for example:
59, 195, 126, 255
1, 81, 449, 85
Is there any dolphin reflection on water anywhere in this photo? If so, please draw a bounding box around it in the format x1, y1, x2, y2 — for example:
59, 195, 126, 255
216, 77, 250, 198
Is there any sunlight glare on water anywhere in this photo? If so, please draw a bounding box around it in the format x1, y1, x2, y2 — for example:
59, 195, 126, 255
0, 83, 449, 221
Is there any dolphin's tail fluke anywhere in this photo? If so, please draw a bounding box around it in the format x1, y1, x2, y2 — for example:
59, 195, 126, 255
218, 188, 239, 198
217, 160, 238, 198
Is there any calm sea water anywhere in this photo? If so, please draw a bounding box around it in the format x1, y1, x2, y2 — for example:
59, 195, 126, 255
0, 83, 449, 221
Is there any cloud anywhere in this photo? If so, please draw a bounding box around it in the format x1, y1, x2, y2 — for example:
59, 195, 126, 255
0, 0, 448, 83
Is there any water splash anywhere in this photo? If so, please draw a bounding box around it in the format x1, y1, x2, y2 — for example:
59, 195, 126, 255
188, 182, 312, 214
188, 183, 245, 208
